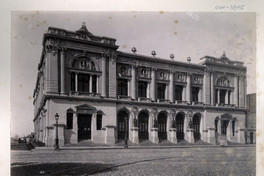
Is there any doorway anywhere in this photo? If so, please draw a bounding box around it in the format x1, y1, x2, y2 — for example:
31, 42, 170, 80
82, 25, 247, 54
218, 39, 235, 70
138, 111, 149, 140
78, 114, 92, 141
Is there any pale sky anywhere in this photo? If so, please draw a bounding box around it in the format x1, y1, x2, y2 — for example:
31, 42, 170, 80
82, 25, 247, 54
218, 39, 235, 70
11, 12, 256, 137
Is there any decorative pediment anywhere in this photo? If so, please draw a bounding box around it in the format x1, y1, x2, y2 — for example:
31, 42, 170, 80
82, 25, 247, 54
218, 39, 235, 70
175, 72, 187, 83
138, 67, 151, 78
192, 74, 203, 84
76, 104, 97, 114
117, 64, 131, 77
216, 77, 230, 87
220, 113, 233, 121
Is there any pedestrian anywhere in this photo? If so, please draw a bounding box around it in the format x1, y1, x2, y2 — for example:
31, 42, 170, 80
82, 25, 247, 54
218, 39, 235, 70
18, 138, 21, 146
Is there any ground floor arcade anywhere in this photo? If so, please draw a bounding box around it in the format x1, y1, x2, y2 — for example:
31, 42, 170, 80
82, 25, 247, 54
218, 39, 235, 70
34, 99, 246, 147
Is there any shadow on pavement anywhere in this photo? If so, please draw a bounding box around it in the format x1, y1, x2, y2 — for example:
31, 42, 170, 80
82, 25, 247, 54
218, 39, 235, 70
11, 163, 117, 176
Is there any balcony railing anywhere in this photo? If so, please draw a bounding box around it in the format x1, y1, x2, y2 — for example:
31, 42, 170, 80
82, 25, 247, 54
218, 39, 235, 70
138, 97, 152, 102
117, 95, 132, 100
191, 101, 204, 106
175, 100, 189, 105
157, 99, 170, 103
70, 91, 100, 97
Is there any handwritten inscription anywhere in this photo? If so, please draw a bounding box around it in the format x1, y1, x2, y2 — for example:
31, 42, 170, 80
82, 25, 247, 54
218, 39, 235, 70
215, 5, 246, 10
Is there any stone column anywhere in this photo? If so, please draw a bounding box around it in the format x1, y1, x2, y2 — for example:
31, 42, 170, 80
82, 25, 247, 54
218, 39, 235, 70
101, 57, 106, 97
169, 71, 174, 102
131, 65, 137, 99
210, 73, 215, 105
71, 113, 78, 144
225, 90, 229, 104
203, 70, 210, 104
75, 73, 78, 92
182, 86, 186, 101
237, 129, 245, 144
217, 89, 220, 104
239, 75, 246, 108
234, 74, 239, 107
186, 73, 192, 103
198, 88, 202, 102
89, 75, 92, 93
151, 128, 159, 143
147, 82, 150, 98
96, 76, 99, 94
60, 48, 66, 94
150, 68, 156, 101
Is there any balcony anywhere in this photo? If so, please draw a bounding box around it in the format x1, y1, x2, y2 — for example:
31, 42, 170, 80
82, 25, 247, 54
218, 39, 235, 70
157, 99, 170, 103
117, 95, 132, 100
175, 100, 188, 105
216, 103, 236, 108
191, 101, 204, 106
70, 91, 100, 97
138, 97, 152, 102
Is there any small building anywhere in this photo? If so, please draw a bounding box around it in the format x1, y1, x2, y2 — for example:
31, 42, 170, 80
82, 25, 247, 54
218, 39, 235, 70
246, 93, 256, 144
33, 24, 248, 147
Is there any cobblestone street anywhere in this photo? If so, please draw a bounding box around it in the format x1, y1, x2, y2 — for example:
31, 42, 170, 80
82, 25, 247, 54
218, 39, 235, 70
11, 146, 255, 175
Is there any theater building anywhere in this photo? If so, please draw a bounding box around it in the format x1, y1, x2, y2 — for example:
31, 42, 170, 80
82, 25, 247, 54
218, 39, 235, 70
33, 24, 247, 147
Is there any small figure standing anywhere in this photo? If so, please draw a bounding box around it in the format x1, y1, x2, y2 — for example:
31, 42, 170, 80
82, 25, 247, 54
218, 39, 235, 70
188, 118, 193, 129
18, 138, 21, 146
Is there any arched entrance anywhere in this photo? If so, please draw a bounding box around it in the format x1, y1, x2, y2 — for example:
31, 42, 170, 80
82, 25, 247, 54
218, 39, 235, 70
176, 112, 184, 140
157, 112, 167, 139
193, 114, 201, 141
138, 111, 149, 140
117, 110, 129, 140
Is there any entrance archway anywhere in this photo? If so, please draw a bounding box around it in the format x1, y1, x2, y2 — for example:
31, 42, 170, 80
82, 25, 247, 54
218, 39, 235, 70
176, 112, 184, 140
117, 110, 129, 140
158, 112, 167, 139
193, 113, 201, 141
138, 111, 149, 140
78, 114, 92, 141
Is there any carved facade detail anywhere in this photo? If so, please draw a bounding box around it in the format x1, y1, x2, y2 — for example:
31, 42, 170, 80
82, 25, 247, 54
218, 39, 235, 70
138, 67, 151, 78
175, 72, 187, 83
192, 74, 203, 84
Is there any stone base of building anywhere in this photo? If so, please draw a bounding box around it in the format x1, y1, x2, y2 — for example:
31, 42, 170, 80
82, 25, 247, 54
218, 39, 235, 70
168, 128, 177, 144
186, 128, 195, 144
150, 128, 159, 144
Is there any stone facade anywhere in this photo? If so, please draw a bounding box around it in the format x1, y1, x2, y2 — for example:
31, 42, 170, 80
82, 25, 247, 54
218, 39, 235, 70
33, 24, 247, 147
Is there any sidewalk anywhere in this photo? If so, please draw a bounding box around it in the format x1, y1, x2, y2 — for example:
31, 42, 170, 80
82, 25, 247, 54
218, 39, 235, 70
34, 143, 255, 150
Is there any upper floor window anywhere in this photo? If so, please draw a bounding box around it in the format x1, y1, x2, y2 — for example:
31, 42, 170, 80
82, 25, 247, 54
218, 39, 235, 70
118, 79, 128, 96
220, 90, 226, 104
192, 87, 199, 102
157, 83, 166, 99
138, 81, 147, 98
175, 85, 183, 100
78, 74, 90, 92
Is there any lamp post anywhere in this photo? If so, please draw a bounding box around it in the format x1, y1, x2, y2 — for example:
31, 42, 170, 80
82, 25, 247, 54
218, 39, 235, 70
54, 113, 59, 150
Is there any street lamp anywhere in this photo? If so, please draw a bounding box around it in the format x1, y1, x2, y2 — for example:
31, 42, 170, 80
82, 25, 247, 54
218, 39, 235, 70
54, 113, 59, 150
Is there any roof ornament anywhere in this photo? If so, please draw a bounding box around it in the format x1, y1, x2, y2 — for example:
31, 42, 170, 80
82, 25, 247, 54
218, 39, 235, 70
222, 51, 226, 57
132, 47, 137, 54
170, 54, 174, 60
151, 50, 156, 57
76, 22, 93, 36
187, 57, 191, 63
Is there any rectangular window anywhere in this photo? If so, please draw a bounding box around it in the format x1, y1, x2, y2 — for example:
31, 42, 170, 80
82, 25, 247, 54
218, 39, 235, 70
232, 121, 235, 136
192, 87, 199, 102
117, 79, 128, 96
70, 73, 75, 91
67, 113, 73, 129
138, 81, 147, 98
78, 74, 89, 92
97, 114, 102, 130
220, 90, 225, 104
175, 85, 183, 100
157, 83, 166, 99
92, 75, 97, 93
